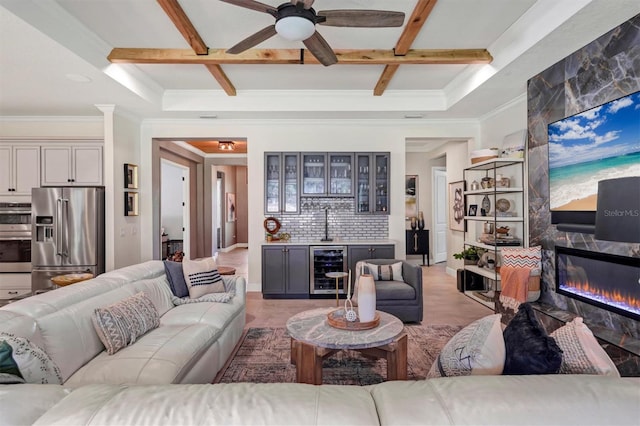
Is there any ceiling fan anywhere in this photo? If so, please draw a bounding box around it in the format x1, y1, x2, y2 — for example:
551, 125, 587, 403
220, 0, 405, 66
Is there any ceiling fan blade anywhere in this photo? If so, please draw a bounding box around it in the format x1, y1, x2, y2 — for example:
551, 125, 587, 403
303, 31, 337, 66
227, 25, 277, 54
318, 10, 405, 27
219, 0, 277, 16
290, 0, 314, 9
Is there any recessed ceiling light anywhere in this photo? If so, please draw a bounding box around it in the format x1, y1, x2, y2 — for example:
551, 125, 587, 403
65, 73, 92, 83
199, 114, 218, 119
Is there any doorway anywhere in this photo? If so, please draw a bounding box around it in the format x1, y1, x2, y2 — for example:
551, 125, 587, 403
161, 159, 190, 260
432, 167, 447, 263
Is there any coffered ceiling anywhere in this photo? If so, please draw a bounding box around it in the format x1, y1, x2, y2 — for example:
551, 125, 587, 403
0, 0, 638, 120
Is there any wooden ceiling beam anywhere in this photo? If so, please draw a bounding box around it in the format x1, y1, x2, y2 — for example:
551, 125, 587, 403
374, 0, 439, 96
374, 65, 399, 96
156, 0, 236, 96
108, 48, 493, 65
204, 64, 237, 96
156, 0, 208, 54
395, 0, 439, 55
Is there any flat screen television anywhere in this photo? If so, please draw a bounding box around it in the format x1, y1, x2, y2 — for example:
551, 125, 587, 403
548, 91, 640, 226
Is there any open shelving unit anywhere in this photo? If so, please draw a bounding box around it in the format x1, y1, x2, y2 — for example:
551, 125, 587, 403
462, 158, 525, 310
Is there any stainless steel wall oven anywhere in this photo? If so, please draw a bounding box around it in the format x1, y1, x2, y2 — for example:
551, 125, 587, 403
0, 203, 32, 273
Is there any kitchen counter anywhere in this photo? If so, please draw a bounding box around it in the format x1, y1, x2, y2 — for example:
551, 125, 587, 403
260, 240, 396, 246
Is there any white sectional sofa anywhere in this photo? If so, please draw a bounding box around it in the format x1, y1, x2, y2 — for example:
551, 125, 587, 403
1, 375, 638, 425
0, 260, 246, 386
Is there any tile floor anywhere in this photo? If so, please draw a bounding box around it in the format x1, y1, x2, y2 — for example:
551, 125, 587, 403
216, 248, 492, 328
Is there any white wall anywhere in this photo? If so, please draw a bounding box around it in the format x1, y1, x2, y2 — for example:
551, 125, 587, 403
443, 142, 470, 273
140, 119, 480, 291
479, 96, 527, 148
0, 117, 103, 139
160, 160, 184, 239
112, 112, 142, 269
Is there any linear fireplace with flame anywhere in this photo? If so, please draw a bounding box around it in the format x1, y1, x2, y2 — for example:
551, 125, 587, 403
555, 246, 640, 321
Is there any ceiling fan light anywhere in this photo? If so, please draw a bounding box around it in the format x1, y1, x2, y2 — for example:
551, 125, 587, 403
275, 16, 315, 41
219, 141, 235, 151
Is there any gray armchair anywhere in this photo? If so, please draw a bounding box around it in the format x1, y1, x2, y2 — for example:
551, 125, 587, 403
354, 259, 423, 323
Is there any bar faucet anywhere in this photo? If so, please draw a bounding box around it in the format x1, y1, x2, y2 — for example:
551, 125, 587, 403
321, 206, 333, 242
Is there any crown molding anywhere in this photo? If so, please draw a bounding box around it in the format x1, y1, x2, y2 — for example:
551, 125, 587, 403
0, 115, 103, 122
479, 93, 527, 122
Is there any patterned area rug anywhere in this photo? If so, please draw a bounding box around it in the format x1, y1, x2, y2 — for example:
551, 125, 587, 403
214, 325, 462, 385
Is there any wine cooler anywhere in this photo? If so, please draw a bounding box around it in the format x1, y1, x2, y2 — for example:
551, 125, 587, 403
309, 246, 347, 294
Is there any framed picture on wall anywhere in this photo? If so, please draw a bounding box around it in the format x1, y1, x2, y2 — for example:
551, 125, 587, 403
449, 180, 466, 231
124, 163, 138, 189
405, 175, 418, 219
227, 192, 236, 222
124, 191, 139, 216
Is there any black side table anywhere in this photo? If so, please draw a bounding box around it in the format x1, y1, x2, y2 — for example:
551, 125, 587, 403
406, 229, 430, 266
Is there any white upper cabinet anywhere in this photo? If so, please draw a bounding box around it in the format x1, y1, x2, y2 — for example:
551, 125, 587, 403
41, 145, 102, 186
0, 144, 40, 195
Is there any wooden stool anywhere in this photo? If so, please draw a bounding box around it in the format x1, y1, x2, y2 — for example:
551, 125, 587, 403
218, 266, 236, 276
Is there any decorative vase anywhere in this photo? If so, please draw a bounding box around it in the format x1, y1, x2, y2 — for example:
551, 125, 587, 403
357, 274, 376, 322
418, 211, 425, 230
481, 195, 491, 215
410, 217, 417, 230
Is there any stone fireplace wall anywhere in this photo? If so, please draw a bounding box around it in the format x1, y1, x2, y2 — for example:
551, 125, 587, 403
527, 14, 640, 340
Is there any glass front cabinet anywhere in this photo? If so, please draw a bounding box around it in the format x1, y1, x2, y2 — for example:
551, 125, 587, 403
302, 153, 327, 196
355, 152, 390, 214
328, 153, 354, 197
265, 152, 300, 214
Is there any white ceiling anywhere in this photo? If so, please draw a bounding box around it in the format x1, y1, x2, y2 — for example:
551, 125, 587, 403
0, 0, 639, 121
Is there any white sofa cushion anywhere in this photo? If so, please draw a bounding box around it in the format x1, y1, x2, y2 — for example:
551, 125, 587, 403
0, 384, 71, 426
65, 323, 220, 386
125, 276, 174, 317
0, 310, 42, 348
161, 295, 244, 330
36, 286, 143, 381
371, 376, 640, 426
33, 383, 380, 426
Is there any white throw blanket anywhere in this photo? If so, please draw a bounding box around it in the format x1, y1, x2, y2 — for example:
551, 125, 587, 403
171, 275, 238, 305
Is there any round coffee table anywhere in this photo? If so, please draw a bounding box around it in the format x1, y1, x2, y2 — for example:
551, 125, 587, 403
286, 307, 407, 385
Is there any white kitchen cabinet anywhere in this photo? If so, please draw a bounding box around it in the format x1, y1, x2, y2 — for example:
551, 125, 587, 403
41, 145, 103, 186
0, 144, 41, 195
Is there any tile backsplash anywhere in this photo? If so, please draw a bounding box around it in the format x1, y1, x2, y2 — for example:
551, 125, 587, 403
268, 197, 388, 242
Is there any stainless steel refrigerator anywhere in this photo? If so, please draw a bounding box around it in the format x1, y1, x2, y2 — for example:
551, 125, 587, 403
31, 187, 105, 293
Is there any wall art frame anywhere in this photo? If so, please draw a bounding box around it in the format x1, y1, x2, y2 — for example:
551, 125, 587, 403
227, 192, 236, 222
405, 175, 418, 220
449, 180, 466, 231
124, 191, 139, 216
124, 163, 138, 189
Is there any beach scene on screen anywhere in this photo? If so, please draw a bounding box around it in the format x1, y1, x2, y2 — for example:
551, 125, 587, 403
548, 91, 640, 211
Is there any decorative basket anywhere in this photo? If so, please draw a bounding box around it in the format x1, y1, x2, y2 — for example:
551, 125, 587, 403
327, 309, 380, 330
